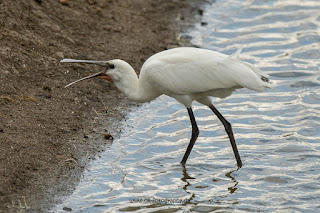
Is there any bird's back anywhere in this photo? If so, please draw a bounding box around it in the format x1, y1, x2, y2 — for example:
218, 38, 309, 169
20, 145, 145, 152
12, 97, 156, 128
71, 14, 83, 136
140, 47, 271, 97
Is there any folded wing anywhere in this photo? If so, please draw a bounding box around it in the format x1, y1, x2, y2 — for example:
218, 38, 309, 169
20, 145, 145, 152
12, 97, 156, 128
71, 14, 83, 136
141, 47, 271, 96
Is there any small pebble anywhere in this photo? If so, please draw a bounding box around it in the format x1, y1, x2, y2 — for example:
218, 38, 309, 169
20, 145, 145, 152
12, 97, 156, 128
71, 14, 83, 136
104, 133, 113, 140
62, 207, 72, 212
43, 86, 52, 92
201, 22, 208, 26
60, 0, 68, 5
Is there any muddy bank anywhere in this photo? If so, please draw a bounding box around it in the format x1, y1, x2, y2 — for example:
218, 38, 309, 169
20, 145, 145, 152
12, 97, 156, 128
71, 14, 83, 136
0, 0, 205, 212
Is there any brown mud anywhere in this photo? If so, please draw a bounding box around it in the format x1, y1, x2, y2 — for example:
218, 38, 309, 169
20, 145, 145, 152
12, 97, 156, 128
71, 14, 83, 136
0, 0, 206, 212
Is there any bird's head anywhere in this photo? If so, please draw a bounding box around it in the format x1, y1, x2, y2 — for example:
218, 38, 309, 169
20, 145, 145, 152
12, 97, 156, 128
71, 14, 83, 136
60, 59, 135, 88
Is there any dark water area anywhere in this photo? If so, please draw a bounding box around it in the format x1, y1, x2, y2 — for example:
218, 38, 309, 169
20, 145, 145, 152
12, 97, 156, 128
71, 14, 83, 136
55, 0, 320, 212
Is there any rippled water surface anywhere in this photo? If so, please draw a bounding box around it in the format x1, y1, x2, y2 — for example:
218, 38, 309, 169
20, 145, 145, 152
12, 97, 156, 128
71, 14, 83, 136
55, 0, 320, 212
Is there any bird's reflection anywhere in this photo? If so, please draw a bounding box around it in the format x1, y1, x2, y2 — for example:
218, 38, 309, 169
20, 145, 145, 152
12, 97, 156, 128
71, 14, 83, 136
225, 168, 239, 194
180, 164, 240, 202
181, 164, 195, 183
181, 164, 195, 204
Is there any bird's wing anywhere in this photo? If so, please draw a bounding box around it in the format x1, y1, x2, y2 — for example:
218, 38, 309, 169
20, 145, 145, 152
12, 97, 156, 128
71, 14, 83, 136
141, 48, 270, 95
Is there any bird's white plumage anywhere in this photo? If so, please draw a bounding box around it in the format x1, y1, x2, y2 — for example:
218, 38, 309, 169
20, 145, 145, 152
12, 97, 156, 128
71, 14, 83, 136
137, 47, 270, 106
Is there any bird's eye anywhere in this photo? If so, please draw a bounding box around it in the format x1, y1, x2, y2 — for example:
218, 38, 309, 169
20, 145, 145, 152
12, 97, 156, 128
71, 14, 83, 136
109, 64, 115, 69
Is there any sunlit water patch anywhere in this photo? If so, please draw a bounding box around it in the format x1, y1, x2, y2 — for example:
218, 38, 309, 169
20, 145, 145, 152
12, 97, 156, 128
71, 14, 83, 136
55, 0, 320, 212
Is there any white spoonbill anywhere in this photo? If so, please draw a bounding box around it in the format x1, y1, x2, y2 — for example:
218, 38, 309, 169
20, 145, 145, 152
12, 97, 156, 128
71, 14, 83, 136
61, 47, 272, 167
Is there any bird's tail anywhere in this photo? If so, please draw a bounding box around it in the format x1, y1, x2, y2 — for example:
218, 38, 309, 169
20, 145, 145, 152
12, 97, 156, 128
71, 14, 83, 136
228, 47, 273, 90
242, 61, 273, 89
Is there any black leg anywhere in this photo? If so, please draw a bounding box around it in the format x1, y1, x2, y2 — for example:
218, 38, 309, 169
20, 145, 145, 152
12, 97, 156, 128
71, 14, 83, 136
209, 105, 242, 168
181, 108, 199, 165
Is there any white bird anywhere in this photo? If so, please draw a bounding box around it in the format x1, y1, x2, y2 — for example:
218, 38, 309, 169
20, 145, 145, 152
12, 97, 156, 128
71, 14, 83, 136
61, 47, 272, 167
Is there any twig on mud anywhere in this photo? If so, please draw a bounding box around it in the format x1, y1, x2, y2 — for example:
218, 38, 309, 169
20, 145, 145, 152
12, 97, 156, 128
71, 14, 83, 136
92, 107, 101, 116
9, 196, 30, 210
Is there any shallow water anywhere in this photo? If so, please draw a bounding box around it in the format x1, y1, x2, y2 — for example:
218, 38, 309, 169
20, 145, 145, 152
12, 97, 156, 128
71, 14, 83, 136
55, 0, 320, 212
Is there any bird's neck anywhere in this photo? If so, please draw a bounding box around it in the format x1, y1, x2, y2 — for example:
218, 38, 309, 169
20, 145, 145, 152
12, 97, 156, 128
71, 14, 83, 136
113, 69, 160, 103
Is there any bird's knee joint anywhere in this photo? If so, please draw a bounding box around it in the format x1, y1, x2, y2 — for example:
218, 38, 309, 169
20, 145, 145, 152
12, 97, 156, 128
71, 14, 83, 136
192, 128, 199, 137
195, 130, 200, 136
225, 128, 232, 135
224, 123, 233, 134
